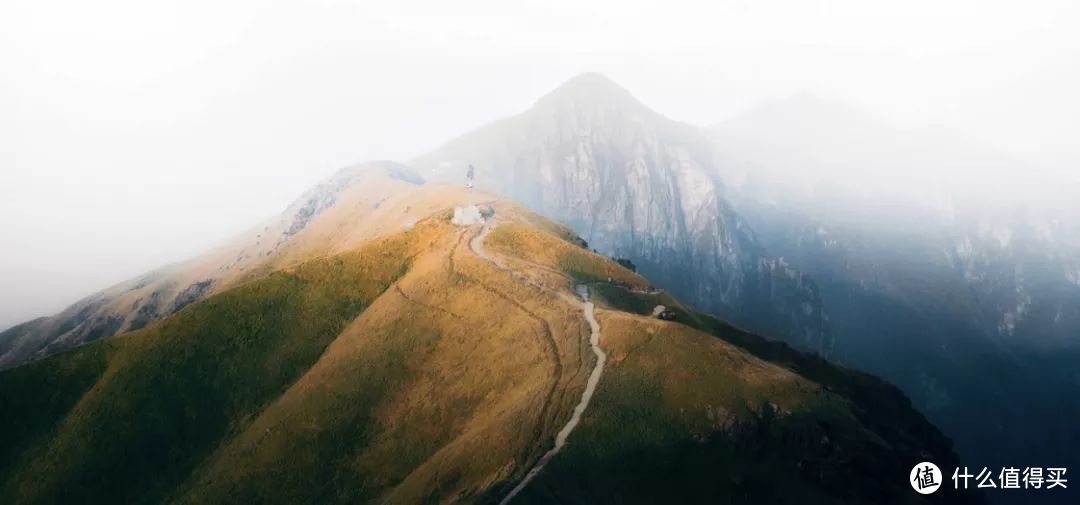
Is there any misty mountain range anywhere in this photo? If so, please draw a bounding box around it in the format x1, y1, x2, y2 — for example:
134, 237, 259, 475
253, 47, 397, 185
708, 92, 1080, 479
413, 73, 831, 354
2, 72, 1077, 503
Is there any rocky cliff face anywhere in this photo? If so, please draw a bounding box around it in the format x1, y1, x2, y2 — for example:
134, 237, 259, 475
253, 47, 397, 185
413, 73, 830, 353
948, 210, 1080, 344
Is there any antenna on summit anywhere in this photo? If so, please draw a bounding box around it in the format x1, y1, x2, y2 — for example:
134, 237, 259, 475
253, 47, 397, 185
466, 164, 475, 190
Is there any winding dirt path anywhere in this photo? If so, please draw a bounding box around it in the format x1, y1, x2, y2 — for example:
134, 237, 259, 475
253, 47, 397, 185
452, 227, 564, 452
468, 220, 608, 504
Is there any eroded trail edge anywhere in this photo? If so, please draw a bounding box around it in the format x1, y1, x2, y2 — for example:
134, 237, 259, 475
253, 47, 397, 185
469, 221, 607, 505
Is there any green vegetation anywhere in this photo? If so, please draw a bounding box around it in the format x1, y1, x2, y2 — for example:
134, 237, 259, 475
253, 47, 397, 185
559, 252, 642, 287
512, 207, 589, 249
0, 224, 428, 505
486, 222, 645, 288
0, 215, 591, 505
486, 218, 977, 504
589, 282, 658, 313
613, 257, 636, 272
692, 312, 966, 485
0, 209, 978, 505
513, 312, 976, 504
0, 341, 110, 484
588, 283, 699, 323
515, 315, 853, 504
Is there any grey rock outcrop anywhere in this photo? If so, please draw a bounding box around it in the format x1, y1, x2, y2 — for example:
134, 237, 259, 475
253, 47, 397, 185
414, 73, 830, 352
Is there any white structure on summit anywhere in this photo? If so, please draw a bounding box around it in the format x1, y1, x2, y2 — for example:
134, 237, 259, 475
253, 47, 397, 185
451, 205, 485, 226
466, 164, 475, 189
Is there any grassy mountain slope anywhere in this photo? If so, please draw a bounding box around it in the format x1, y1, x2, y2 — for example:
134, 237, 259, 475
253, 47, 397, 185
0, 216, 431, 504
0, 162, 426, 370
0, 197, 979, 504
484, 218, 979, 505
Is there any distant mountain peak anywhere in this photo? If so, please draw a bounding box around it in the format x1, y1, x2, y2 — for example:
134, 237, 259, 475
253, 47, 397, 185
766, 92, 859, 114
332, 160, 424, 185
552, 72, 626, 94
411, 73, 831, 355
534, 72, 650, 115
713, 93, 887, 139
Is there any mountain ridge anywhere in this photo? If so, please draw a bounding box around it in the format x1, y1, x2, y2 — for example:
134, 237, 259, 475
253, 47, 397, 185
0, 162, 431, 369
533, 72, 646, 111
413, 72, 833, 355
0, 180, 978, 504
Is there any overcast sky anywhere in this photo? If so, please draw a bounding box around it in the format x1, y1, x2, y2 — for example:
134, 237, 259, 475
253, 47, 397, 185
1, 0, 1078, 329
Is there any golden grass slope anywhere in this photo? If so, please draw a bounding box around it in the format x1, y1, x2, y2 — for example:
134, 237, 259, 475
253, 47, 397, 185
478, 212, 976, 505
0, 196, 977, 505
0, 164, 499, 369
171, 215, 593, 504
